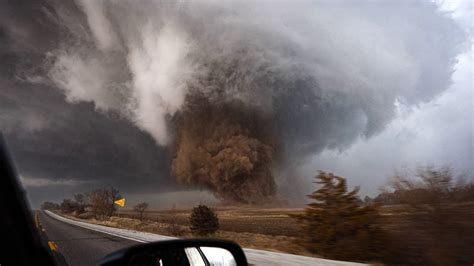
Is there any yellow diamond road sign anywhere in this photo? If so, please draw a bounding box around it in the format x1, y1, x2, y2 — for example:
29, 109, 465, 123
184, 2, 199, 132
114, 198, 125, 207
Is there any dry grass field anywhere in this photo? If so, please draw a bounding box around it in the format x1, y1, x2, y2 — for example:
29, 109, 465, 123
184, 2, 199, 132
118, 207, 305, 237
67, 207, 317, 256
62, 203, 474, 263
68, 206, 411, 256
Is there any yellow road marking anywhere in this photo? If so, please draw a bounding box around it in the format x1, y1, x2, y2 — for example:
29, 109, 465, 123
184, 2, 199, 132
35, 211, 46, 232
35, 211, 40, 229
48, 241, 58, 251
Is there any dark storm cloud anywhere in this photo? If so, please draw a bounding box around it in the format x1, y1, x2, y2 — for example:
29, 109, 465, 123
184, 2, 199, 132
0, 82, 173, 191
0, 0, 467, 203
0, 0, 173, 199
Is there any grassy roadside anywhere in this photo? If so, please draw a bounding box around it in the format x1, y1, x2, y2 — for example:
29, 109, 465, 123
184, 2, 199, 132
60, 208, 317, 257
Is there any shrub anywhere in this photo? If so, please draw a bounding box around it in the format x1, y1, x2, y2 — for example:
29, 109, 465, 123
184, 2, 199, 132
167, 223, 186, 236
133, 202, 149, 221
189, 204, 219, 236
59, 199, 79, 214
383, 166, 474, 265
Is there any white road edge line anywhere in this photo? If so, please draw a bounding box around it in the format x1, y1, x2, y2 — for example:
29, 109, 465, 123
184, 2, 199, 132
44, 210, 367, 265
44, 210, 148, 243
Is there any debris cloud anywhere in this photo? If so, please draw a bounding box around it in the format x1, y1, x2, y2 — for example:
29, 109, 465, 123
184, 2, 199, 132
172, 94, 277, 203
1, 0, 465, 203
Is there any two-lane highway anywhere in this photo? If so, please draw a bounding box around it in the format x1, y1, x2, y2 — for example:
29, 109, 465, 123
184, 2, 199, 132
38, 211, 137, 266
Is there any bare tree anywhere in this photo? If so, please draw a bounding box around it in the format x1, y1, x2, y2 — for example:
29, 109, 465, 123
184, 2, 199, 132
87, 187, 121, 219
73, 193, 87, 214
390, 166, 453, 212
107, 187, 121, 217
41, 201, 59, 210
87, 189, 106, 219
59, 194, 87, 215
133, 202, 149, 221
59, 199, 79, 213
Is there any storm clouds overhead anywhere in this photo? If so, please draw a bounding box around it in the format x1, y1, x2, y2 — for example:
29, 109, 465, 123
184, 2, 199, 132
0, 0, 471, 206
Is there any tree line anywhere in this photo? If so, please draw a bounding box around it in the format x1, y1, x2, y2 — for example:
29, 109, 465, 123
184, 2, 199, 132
42, 188, 220, 236
294, 166, 474, 265
42, 187, 122, 219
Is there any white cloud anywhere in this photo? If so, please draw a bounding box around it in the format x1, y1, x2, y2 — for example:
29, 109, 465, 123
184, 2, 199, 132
127, 21, 195, 145
77, 0, 119, 51
49, 52, 117, 110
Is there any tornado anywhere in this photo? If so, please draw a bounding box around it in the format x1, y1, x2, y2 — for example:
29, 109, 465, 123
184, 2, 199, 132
3, 0, 464, 204
172, 94, 277, 203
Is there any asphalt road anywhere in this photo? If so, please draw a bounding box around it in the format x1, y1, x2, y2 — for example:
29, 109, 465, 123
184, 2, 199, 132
38, 211, 364, 266
38, 211, 138, 266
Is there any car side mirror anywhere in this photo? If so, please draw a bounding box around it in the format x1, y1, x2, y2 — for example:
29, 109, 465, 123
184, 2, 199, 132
100, 239, 248, 266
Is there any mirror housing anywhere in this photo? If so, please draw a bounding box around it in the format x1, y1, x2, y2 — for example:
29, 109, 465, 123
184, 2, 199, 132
100, 239, 248, 266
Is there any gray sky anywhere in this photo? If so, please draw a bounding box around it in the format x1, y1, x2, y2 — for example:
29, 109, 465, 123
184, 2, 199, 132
304, 0, 473, 197
0, 0, 471, 208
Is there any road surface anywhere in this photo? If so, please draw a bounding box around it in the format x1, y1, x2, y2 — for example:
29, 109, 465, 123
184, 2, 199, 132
38, 211, 137, 265
38, 210, 365, 266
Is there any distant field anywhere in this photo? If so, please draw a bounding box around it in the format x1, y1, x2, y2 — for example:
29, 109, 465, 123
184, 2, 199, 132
115, 205, 421, 237
65, 207, 314, 256
63, 203, 474, 260
117, 207, 305, 237
115, 205, 417, 236
109, 205, 426, 256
